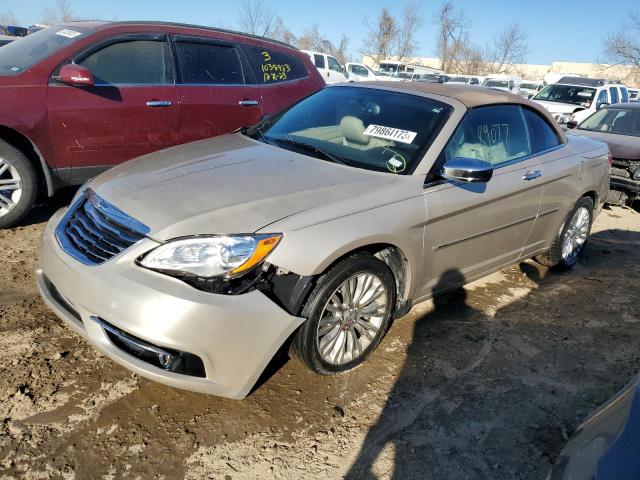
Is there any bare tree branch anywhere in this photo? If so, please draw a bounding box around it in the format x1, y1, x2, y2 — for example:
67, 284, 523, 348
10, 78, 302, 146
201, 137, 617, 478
395, 1, 422, 61
268, 16, 297, 45
436, 2, 468, 72
0, 11, 19, 30
485, 23, 529, 74
41, 0, 76, 24
362, 7, 398, 65
238, 0, 275, 37
604, 13, 640, 71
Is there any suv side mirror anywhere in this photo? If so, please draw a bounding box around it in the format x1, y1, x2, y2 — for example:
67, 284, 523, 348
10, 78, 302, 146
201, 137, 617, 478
442, 157, 494, 183
566, 120, 578, 129
58, 64, 94, 87
597, 102, 610, 110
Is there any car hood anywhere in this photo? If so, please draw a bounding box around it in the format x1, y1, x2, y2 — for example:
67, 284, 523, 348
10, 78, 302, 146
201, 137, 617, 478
570, 130, 640, 160
533, 100, 580, 114
89, 133, 397, 241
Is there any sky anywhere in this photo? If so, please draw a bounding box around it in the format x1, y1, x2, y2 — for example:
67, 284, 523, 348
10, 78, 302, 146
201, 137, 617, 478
1, 0, 636, 65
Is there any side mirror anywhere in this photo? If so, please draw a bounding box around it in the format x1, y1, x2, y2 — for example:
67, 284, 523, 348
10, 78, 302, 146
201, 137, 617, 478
597, 102, 610, 110
442, 157, 494, 183
566, 120, 578, 129
58, 64, 94, 87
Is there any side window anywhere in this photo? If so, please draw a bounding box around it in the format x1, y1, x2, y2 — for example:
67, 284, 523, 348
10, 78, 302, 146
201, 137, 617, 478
597, 89, 609, 107
609, 86, 619, 104
620, 87, 629, 103
522, 107, 560, 153
444, 105, 532, 166
314, 54, 325, 69
241, 45, 308, 84
175, 40, 243, 85
353, 65, 368, 76
80, 39, 170, 85
470, 77, 479, 85
327, 56, 342, 73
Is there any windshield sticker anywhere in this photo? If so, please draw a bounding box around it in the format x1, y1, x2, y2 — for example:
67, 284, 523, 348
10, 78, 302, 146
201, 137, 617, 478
10, 66, 21, 72
363, 125, 417, 144
384, 150, 407, 174
56, 29, 82, 39
577, 92, 593, 97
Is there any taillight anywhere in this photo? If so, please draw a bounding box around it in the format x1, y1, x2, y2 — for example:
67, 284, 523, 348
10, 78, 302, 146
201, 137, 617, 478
607, 152, 613, 165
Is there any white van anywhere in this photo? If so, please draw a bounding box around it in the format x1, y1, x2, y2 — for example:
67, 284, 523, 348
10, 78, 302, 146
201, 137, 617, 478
482, 74, 521, 94
301, 50, 347, 84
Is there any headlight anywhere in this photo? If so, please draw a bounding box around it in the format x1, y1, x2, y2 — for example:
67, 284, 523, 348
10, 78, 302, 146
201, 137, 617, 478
139, 234, 282, 278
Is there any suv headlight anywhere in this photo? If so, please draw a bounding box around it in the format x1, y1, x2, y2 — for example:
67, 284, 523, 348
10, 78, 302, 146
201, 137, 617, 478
139, 234, 282, 278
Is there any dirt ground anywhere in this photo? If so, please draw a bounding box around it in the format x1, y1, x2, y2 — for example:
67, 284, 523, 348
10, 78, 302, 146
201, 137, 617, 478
0, 193, 639, 480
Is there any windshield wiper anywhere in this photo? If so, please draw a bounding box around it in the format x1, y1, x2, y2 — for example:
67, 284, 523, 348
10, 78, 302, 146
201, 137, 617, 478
240, 126, 274, 146
273, 138, 350, 166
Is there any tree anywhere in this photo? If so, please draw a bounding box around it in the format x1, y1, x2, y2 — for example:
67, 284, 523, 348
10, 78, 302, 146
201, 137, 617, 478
332, 34, 350, 65
298, 24, 332, 52
395, 1, 422, 61
604, 13, 640, 71
436, 2, 469, 72
268, 16, 297, 45
42, 0, 76, 24
0, 11, 19, 28
362, 7, 398, 64
238, 0, 275, 37
485, 23, 529, 74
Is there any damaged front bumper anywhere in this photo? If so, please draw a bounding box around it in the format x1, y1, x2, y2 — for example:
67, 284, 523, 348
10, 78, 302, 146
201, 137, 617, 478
37, 208, 305, 399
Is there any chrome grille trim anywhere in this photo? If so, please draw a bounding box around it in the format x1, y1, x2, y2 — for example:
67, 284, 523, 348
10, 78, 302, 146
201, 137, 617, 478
55, 189, 149, 266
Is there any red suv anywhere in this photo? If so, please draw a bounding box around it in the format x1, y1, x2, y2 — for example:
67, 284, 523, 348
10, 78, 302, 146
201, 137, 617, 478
0, 22, 325, 227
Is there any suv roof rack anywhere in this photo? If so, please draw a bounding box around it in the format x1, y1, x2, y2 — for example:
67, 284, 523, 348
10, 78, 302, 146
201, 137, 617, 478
556, 76, 604, 87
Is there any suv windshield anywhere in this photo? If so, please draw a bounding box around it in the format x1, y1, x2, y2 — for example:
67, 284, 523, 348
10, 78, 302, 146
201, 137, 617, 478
450, 76, 468, 83
484, 80, 509, 88
521, 83, 539, 90
378, 64, 400, 74
579, 108, 640, 137
533, 84, 596, 107
0, 25, 92, 75
246, 86, 453, 174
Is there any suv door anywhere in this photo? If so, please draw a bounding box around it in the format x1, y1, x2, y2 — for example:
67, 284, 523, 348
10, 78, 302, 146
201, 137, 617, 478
47, 34, 178, 178
173, 35, 262, 144
419, 105, 545, 296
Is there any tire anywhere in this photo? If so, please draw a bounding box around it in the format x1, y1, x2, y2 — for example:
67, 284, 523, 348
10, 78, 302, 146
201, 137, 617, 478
291, 253, 396, 375
534, 196, 594, 269
0, 140, 38, 229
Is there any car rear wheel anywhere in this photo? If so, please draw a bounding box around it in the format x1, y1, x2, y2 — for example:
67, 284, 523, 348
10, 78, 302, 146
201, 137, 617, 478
535, 196, 594, 269
0, 140, 37, 229
291, 253, 396, 374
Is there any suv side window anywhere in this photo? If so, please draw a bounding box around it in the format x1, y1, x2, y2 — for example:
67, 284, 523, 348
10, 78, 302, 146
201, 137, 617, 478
597, 89, 609, 107
620, 86, 629, 102
314, 54, 325, 69
175, 39, 244, 85
80, 39, 171, 85
609, 86, 619, 104
327, 56, 342, 73
445, 105, 532, 166
241, 45, 308, 84
522, 107, 560, 153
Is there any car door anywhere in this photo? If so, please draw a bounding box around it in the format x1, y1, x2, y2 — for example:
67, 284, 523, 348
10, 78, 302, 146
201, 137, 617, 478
326, 55, 346, 84
47, 34, 178, 178
418, 105, 545, 296
173, 35, 262, 144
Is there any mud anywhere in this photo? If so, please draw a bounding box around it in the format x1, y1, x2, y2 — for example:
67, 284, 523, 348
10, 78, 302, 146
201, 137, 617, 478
0, 196, 639, 479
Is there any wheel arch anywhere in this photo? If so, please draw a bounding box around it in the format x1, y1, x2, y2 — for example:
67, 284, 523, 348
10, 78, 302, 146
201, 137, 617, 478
0, 125, 55, 197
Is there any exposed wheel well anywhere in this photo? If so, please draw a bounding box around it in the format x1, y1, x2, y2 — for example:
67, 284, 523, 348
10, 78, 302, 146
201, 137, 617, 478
582, 190, 598, 207
0, 126, 52, 197
325, 243, 412, 318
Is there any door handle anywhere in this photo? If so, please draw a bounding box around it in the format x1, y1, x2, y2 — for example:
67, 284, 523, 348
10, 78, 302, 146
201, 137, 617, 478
146, 100, 172, 107
522, 170, 542, 181
238, 100, 259, 106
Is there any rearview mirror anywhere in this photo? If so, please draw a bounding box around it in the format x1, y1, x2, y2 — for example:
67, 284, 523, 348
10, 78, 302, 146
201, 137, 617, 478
442, 157, 494, 183
58, 64, 94, 87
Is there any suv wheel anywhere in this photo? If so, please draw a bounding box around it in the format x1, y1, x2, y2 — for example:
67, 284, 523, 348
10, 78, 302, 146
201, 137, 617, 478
292, 253, 396, 374
0, 140, 37, 229
535, 196, 594, 268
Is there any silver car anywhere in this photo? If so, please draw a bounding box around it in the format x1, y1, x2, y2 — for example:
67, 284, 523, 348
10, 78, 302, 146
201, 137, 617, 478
37, 83, 610, 399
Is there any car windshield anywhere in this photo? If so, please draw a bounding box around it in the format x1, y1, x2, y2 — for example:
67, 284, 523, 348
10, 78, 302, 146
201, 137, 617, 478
579, 108, 640, 137
0, 25, 92, 75
533, 84, 596, 107
521, 83, 538, 90
246, 86, 453, 175
450, 76, 468, 83
484, 80, 509, 88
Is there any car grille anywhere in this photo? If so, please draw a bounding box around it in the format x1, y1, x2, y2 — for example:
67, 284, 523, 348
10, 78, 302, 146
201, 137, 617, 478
55, 189, 150, 265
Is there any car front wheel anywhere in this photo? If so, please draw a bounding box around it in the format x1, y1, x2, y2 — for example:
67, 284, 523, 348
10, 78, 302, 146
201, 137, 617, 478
292, 253, 396, 374
0, 140, 37, 229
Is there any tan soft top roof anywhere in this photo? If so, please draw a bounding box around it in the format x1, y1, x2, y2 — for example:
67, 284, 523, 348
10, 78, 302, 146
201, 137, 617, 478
359, 81, 567, 141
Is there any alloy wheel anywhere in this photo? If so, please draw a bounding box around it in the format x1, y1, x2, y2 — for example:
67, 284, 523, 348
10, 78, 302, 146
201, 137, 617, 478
561, 206, 590, 264
316, 272, 388, 365
0, 157, 23, 218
